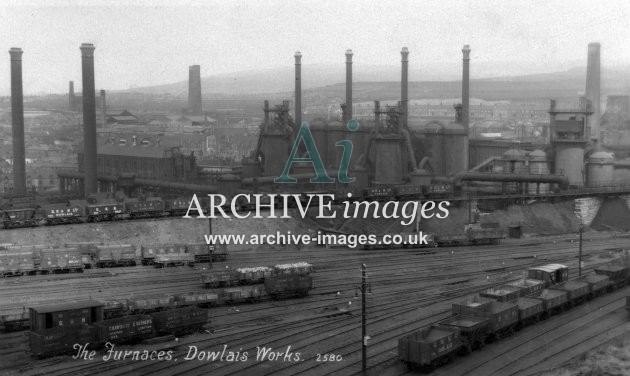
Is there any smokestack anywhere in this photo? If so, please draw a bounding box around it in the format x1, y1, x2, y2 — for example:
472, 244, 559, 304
345, 49, 353, 123
400, 47, 409, 129
69, 81, 75, 111
374, 100, 380, 131
462, 45, 471, 132
294, 51, 302, 126
81, 43, 97, 196
9, 47, 26, 194
264, 100, 270, 132
585, 42, 601, 142
188, 65, 202, 116
100, 89, 107, 128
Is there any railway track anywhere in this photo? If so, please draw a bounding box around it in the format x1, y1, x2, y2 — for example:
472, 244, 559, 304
3, 233, 630, 375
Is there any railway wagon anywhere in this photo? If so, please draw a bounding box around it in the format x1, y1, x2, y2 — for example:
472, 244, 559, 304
363, 186, 395, 201
479, 286, 521, 303
236, 266, 272, 284
39, 248, 83, 274
505, 278, 545, 297
95, 244, 136, 267
2, 208, 39, 229
549, 281, 590, 306
1, 311, 30, 331
514, 297, 544, 327
149, 306, 208, 335
438, 315, 490, 353
124, 197, 165, 219
154, 253, 194, 268
29, 324, 96, 358
452, 298, 518, 338
595, 264, 628, 289
0, 250, 35, 277
532, 289, 568, 317
141, 244, 186, 265
576, 274, 610, 297
175, 292, 220, 307
39, 203, 82, 225
29, 301, 104, 331
94, 315, 154, 344
69, 199, 124, 222
398, 326, 462, 371
264, 274, 313, 299
527, 264, 569, 287
164, 197, 191, 216
186, 243, 228, 263
395, 185, 424, 199
127, 295, 176, 314
222, 285, 266, 303
201, 270, 239, 288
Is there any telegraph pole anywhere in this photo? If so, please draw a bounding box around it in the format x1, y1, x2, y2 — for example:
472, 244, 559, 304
361, 263, 368, 374
208, 207, 213, 269
578, 224, 583, 276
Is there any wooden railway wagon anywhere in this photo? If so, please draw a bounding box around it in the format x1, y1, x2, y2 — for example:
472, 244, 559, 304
0, 250, 36, 277
514, 297, 544, 328
94, 315, 154, 344
164, 197, 191, 216
221, 285, 266, 303
127, 295, 177, 314
505, 278, 545, 296
141, 243, 186, 265
398, 262, 630, 371
452, 298, 519, 339
434, 226, 503, 247
438, 315, 489, 354
39, 203, 82, 225
202, 270, 239, 288
398, 326, 462, 371
363, 186, 395, 201
236, 267, 272, 284
480, 285, 521, 303
2, 208, 40, 229
186, 243, 228, 263
30, 301, 104, 331
594, 264, 628, 289
149, 306, 208, 336
95, 244, 136, 268
29, 324, 96, 358
154, 253, 194, 268
527, 264, 569, 287
39, 248, 83, 274
395, 185, 424, 199
1, 311, 30, 331
549, 280, 590, 306
576, 274, 610, 297
28, 301, 210, 358
175, 292, 220, 307
124, 197, 165, 219
69, 199, 124, 222
264, 274, 313, 299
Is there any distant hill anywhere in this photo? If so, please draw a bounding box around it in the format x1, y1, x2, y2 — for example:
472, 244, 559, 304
120, 63, 630, 101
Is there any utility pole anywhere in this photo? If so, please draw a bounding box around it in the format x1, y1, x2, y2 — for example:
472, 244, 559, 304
578, 224, 583, 276
360, 263, 369, 374
208, 207, 213, 269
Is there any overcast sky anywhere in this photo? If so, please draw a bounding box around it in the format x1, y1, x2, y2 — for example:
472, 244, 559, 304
1, 0, 629, 94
